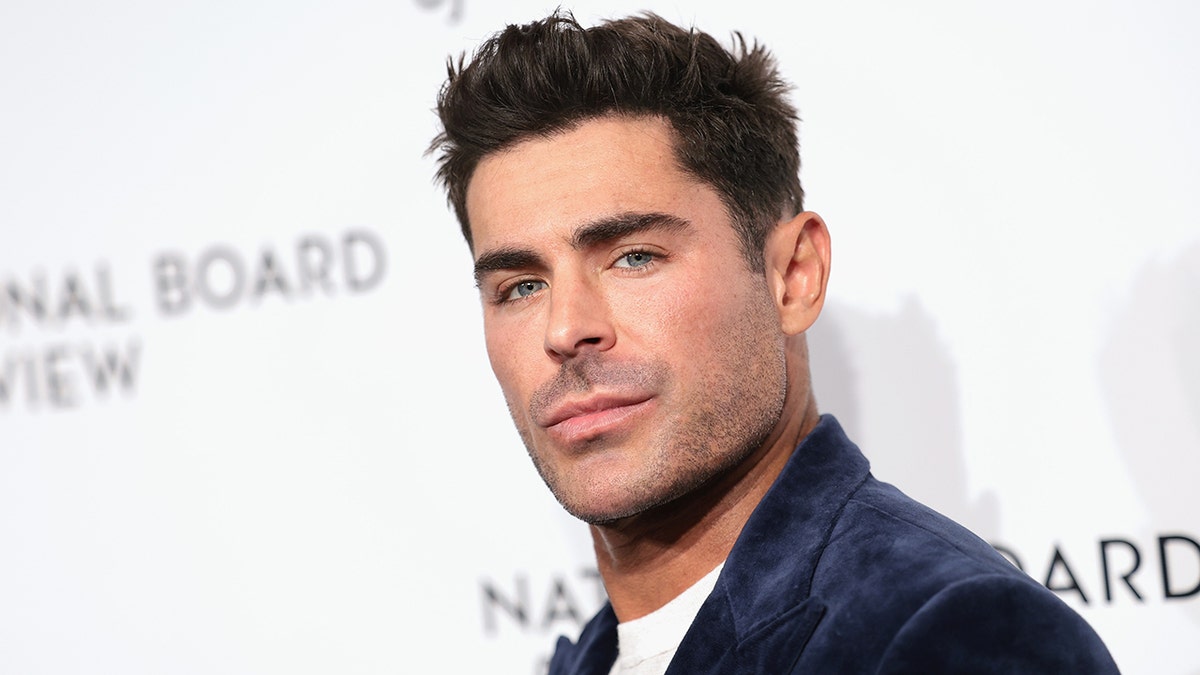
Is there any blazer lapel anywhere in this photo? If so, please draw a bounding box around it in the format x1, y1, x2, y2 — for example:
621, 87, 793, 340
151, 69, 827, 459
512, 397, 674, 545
667, 416, 870, 673
548, 605, 618, 675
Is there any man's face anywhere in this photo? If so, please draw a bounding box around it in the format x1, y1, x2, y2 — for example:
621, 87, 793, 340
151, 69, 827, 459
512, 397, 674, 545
466, 116, 789, 525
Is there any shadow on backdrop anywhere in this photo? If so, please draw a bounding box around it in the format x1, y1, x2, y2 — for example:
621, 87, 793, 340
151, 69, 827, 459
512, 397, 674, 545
808, 297, 1000, 543
1099, 240, 1200, 625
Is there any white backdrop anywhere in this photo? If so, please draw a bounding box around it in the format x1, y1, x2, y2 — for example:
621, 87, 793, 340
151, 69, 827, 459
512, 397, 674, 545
2, 2, 1198, 673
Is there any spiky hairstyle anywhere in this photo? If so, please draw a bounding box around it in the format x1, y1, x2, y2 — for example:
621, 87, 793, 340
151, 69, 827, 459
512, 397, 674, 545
429, 11, 803, 269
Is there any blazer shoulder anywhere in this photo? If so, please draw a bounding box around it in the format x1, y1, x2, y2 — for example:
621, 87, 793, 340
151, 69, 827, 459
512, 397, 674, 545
843, 478, 1006, 567
814, 480, 1025, 603
877, 574, 1121, 674
801, 479, 1117, 672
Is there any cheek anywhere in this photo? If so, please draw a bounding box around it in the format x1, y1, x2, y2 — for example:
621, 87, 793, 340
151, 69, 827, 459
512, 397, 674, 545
666, 274, 782, 375
612, 273, 700, 337
484, 314, 543, 400
628, 271, 755, 344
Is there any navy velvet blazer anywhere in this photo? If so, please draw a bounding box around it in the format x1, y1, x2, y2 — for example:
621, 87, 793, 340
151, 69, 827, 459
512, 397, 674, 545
548, 416, 1119, 674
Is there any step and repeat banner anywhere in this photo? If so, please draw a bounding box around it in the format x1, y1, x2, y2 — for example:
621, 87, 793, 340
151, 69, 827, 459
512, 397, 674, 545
2, 2, 1197, 673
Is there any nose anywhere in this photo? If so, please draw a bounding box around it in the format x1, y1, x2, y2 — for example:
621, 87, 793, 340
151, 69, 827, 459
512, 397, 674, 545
543, 276, 616, 362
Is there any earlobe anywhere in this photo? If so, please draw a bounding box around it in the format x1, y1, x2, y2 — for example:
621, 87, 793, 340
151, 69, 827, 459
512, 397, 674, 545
766, 211, 831, 335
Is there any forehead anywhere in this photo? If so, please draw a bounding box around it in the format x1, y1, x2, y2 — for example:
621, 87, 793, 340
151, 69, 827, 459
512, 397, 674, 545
465, 116, 724, 253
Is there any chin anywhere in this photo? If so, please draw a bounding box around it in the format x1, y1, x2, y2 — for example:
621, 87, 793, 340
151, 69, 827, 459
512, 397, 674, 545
527, 432, 700, 525
552, 468, 698, 526
546, 477, 632, 524
542, 469, 653, 525
561, 498, 645, 527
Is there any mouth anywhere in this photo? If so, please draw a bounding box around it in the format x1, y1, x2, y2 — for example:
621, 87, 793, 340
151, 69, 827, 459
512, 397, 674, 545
538, 394, 655, 444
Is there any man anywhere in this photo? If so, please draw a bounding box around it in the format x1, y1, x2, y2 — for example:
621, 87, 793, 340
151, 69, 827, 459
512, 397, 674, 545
430, 11, 1119, 674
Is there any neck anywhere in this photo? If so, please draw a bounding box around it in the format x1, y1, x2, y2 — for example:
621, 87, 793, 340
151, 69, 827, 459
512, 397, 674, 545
591, 369, 819, 623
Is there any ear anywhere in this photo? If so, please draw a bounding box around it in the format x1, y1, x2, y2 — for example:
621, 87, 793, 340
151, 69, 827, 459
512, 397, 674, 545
764, 211, 831, 335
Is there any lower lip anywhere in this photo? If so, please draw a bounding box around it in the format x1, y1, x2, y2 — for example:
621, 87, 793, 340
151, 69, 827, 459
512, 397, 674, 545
546, 399, 654, 445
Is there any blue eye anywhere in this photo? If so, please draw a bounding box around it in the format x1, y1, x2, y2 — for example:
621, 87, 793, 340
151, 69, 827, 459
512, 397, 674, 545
616, 251, 655, 268
505, 279, 547, 301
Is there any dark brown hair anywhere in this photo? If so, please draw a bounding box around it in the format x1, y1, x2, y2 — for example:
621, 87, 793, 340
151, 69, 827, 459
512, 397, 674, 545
429, 11, 803, 270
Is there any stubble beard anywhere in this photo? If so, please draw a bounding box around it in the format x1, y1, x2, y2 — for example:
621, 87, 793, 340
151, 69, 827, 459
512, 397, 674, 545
510, 291, 789, 526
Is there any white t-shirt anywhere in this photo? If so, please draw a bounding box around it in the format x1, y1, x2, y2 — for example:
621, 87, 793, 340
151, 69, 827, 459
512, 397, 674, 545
608, 563, 725, 675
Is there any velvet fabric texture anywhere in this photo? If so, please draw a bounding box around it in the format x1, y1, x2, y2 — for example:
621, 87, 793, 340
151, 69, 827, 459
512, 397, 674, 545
548, 416, 1119, 674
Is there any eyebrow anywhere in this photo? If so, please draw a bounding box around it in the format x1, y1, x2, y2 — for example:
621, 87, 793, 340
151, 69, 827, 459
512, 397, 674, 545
473, 247, 547, 287
473, 212, 693, 287
570, 212, 692, 249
